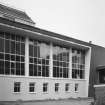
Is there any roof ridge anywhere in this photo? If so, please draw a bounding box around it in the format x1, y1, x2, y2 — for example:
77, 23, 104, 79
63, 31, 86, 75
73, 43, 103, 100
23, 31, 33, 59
0, 2, 26, 13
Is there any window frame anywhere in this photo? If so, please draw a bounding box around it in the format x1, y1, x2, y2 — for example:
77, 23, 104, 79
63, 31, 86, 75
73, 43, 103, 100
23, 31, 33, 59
53, 46, 69, 78
75, 83, 79, 92
14, 82, 21, 93
29, 82, 36, 93
43, 83, 48, 93
29, 39, 50, 77
65, 83, 70, 92
55, 83, 59, 92
0, 32, 25, 76
72, 49, 85, 79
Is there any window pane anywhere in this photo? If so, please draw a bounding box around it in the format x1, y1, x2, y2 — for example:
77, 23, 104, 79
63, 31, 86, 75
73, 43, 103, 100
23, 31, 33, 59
0, 38, 4, 52
29, 41, 50, 77
55, 83, 59, 92
46, 66, 49, 77
21, 63, 25, 75
43, 83, 48, 92
34, 65, 37, 76
34, 58, 37, 64
65, 83, 69, 91
34, 46, 37, 57
11, 62, 15, 75
75, 83, 79, 92
42, 65, 46, 77
5, 32, 10, 39
16, 42, 20, 54
53, 67, 56, 77
16, 56, 20, 61
11, 41, 15, 54
14, 82, 20, 92
21, 36, 25, 42
5, 61, 10, 74
0, 53, 4, 60
0, 31, 4, 38
0, 60, 4, 74
29, 45, 33, 57
21, 43, 25, 55
21, 56, 25, 62
29, 83, 35, 92
11, 55, 15, 61
29, 64, 33, 76
38, 66, 41, 76
39, 43, 50, 59
11, 34, 15, 40
16, 62, 20, 75
5, 40, 10, 53
16, 35, 20, 41
5, 54, 10, 60
29, 57, 33, 63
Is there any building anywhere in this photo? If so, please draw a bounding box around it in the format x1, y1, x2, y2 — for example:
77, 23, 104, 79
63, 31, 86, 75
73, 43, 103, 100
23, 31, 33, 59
0, 3, 105, 101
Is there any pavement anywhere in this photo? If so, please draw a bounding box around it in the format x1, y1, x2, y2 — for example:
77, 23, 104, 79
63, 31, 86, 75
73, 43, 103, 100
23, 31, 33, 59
0, 98, 94, 105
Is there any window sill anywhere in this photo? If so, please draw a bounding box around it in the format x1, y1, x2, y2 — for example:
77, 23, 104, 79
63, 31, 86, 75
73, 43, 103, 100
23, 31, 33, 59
75, 91, 79, 93
55, 91, 59, 93
13, 92, 21, 94
0, 75, 87, 81
65, 91, 71, 93
28, 92, 36, 94
43, 92, 48, 94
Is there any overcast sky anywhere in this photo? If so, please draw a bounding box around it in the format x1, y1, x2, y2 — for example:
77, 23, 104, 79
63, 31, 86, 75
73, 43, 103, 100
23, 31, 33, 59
0, 0, 105, 47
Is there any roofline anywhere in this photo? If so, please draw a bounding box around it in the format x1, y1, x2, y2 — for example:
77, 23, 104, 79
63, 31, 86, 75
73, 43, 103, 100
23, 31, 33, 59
0, 21, 91, 50
35, 26, 105, 49
0, 2, 25, 13
0, 2, 35, 25
0, 11, 35, 24
0, 17, 91, 49
0, 16, 100, 49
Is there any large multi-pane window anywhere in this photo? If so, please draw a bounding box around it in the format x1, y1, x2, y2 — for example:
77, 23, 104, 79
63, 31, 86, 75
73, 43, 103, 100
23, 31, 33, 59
53, 46, 69, 78
0, 31, 25, 75
72, 49, 85, 79
29, 39, 50, 77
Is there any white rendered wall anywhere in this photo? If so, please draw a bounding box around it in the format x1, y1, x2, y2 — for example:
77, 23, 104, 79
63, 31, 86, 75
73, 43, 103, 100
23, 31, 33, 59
0, 76, 87, 101
84, 48, 91, 97
0, 37, 91, 101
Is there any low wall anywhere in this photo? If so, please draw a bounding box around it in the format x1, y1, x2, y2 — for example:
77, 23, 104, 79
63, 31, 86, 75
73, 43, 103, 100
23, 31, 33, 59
0, 76, 87, 101
0, 98, 94, 105
94, 84, 105, 103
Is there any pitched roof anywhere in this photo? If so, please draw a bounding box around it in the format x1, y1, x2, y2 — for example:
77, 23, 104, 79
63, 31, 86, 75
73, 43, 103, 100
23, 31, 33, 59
0, 3, 35, 26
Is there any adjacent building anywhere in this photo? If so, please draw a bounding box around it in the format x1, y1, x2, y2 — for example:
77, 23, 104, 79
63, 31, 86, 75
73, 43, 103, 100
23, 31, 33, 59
0, 3, 105, 101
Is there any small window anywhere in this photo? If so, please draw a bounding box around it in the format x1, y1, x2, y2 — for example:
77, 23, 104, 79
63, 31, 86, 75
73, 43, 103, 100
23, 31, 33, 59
29, 82, 35, 92
43, 83, 48, 92
65, 83, 70, 92
75, 83, 79, 92
55, 83, 59, 92
14, 82, 21, 92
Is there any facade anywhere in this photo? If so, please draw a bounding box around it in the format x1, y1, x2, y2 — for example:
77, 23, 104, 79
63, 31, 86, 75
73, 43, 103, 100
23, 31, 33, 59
0, 3, 104, 101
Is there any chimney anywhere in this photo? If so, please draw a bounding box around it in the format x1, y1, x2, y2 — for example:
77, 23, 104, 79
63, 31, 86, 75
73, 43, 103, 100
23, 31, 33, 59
89, 41, 92, 44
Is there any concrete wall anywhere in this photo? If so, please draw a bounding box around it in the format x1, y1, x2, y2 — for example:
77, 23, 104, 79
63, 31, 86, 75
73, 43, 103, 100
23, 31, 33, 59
0, 76, 87, 101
